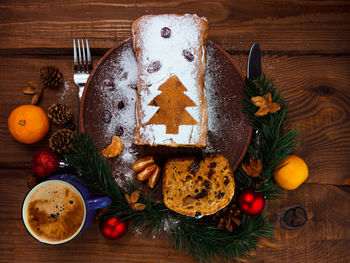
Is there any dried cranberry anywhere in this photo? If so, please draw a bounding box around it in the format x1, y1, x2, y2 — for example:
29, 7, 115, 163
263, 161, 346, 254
147, 61, 161, 73
120, 72, 128, 80
188, 160, 200, 175
117, 101, 125, 109
160, 27, 171, 38
115, 126, 124, 136
182, 49, 194, 62
128, 83, 137, 90
103, 79, 115, 91
217, 192, 225, 199
223, 176, 230, 185
101, 110, 112, 123
194, 189, 207, 199
208, 169, 215, 179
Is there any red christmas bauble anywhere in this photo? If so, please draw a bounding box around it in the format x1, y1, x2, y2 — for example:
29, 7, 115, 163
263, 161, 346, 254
238, 189, 265, 215
31, 149, 61, 178
100, 217, 128, 240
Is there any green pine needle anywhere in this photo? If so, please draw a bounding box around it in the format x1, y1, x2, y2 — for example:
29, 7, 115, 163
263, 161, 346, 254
64, 73, 299, 263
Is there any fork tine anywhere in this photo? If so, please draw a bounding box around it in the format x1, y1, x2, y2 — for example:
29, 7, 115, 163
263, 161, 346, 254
86, 39, 92, 72
81, 39, 86, 72
73, 39, 78, 71
77, 39, 82, 72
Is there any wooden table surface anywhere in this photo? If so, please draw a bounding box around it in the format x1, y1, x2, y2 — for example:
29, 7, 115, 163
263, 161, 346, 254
0, 1, 350, 262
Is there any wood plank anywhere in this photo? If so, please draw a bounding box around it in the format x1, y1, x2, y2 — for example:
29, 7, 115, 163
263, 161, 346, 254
232, 54, 350, 185
1, 54, 349, 185
255, 183, 350, 263
0, 169, 348, 262
0, 0, 349, 54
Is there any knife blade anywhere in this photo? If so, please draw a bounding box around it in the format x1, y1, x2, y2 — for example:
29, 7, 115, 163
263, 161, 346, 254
247, 43, 261, 80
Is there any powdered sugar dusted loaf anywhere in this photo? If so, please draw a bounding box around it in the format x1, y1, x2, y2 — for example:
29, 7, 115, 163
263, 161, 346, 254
132, 14, 209, 147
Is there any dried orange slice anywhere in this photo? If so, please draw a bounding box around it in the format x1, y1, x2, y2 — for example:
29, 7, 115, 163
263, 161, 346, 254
101, 136, 123, 158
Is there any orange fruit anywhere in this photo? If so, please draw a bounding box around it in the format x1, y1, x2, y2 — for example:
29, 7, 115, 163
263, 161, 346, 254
8, 105, 49, 144
102, 136, 123, 158
274, 155, 308, 190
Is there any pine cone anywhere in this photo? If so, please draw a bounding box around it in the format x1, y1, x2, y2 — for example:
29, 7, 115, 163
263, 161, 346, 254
49, 128, 74, 154
47, 103, 72, 125
40, 65, 63, 89
213, 204, 241, 232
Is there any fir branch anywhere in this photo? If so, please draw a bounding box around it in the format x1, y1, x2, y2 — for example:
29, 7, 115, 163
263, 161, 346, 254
64, 133, 275, 262
237, 74, 300, 199
63, 73, 299, 263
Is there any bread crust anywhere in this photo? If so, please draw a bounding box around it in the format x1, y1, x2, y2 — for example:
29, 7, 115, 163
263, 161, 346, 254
162, 155, 235, 217
132, 14, 209, 147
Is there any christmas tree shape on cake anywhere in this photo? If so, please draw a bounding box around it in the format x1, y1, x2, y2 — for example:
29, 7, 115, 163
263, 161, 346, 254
147, 76, 197, 134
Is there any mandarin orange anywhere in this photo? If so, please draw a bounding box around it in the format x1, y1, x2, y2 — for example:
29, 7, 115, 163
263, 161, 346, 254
8, 105, 49, 144
274, 155, 308, 190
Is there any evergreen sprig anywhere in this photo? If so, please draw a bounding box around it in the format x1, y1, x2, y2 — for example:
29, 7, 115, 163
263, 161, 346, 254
235, 74, 300, 199
64, 73, 298, 262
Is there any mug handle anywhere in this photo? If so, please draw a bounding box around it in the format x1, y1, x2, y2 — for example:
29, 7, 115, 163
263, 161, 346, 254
86, 196, 112, 210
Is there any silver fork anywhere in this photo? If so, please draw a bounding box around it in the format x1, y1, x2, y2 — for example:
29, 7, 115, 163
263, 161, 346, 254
73, 39, 92, 131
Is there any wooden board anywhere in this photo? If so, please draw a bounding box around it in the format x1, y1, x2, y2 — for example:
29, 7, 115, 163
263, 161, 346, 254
0, 1, 349, 262
0, 1, 349, 54
1, 55, 348, 185
0, 169, 349, 262
81, 39, 251, 199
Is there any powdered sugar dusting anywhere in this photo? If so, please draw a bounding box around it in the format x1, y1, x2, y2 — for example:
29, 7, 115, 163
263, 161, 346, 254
204, 44, 246, 154
86, 39, 249, 188
132, 14, 208, 146
95, 45, 139, 185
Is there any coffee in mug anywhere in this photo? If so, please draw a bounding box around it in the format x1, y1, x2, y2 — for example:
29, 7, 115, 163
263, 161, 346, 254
22, 180, 86, 244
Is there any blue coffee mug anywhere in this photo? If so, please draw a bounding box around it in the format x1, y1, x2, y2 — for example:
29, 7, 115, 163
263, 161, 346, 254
22, 173, 112, 244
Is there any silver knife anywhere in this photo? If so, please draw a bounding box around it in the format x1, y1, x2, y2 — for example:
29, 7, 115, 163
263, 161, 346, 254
247, 43, 261, 80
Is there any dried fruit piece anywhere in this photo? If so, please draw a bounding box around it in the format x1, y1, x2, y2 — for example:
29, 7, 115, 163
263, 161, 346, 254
117, 101, 125, 109
148, 165, 161, 188
101, 136, 123, 158
125, 193, 131, 205
194, 189, 207, 199
161, 27, 171, 38
182, 49, 194, 62
132, 203, 146, 211
125, 190, 146, 211
133, 156, 155, 172
137, 164, 157, 181
147, 61, 161, 73
102, 110, 112, 123
133, 156, 161, 189
223, 176, 230, 185
115, 126, 124, 136
131, 190, 140, 203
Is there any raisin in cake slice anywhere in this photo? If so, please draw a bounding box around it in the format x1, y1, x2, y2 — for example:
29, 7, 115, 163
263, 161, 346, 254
162, 155, 235, 217
132, 14, 208, 147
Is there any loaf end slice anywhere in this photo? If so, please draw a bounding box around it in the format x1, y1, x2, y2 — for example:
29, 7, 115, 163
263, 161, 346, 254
162, 155, 235, 217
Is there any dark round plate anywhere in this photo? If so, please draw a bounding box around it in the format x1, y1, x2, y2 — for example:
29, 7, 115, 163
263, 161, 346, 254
80, 38, 252, 201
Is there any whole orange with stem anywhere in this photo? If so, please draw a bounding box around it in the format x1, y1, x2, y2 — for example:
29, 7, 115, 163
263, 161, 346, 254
274, 155, 308, 190
8, 105, 49, 144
